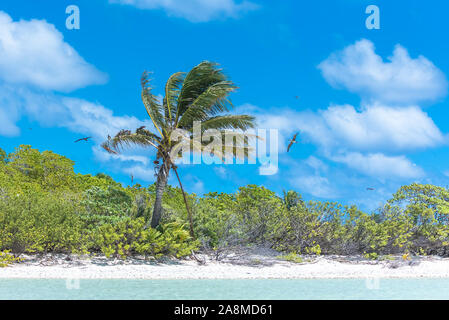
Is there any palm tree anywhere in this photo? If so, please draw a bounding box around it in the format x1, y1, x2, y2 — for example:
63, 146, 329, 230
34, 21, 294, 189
101, 61, 256, 237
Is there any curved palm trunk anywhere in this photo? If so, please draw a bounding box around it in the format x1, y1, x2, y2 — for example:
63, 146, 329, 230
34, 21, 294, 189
150, 163, 168, 228
173, 166, 195, 238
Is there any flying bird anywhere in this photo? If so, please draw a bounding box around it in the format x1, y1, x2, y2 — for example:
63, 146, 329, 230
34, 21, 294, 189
131, 174, 134, 185
74, 137, 92, 143
367, 187, 375, 191
287, 133, 299, 152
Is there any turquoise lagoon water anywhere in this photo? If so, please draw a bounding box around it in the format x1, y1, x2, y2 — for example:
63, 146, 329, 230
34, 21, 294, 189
1, 278, 449, 299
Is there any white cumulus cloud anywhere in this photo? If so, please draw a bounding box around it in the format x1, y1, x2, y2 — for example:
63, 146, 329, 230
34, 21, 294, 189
331, 152, 424, 180
0, 87, 150, 141
300, 104, 446, 153
109, 0, 258, 22
0, 11, 107, 92
318, 39, 448, 104
244, 103, 446, 155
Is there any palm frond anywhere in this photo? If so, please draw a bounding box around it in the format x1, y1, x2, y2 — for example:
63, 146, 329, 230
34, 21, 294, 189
103, 129, 160, 154
176, 61, 232, 122
177, 81, 238, 128
101, 142, 118, 155
169, 131, 256, 163
217, 131, 256, 161
201, 138, 254, 161
164, 71, 185, 125
135, 127, 161, 141
206, 144, 255, 162
200, 114, 256, 132
141, 72, 165, 137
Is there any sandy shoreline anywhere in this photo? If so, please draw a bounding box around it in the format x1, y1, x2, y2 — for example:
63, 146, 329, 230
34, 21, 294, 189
2, 248, 449, 280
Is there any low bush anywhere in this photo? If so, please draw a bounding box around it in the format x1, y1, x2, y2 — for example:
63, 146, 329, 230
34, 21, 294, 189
0, 250, 23, 267
92, 218, 198, 259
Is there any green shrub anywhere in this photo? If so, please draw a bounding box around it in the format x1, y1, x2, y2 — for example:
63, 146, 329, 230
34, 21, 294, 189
0, 189, 87, 254
363, 252, 379, 260
158, 222, 200, 258
235, 185, 283, 244
0, 250, 23, 267
80, 186, 132, 226
92, 218, 198, 259
277, 252, 304, 263
194, 192, 242, 249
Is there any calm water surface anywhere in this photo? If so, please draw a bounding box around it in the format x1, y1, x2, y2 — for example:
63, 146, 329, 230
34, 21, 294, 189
1, 278, 449, 300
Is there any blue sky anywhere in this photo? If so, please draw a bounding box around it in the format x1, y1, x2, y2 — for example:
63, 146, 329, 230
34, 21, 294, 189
1, 0, 449, 211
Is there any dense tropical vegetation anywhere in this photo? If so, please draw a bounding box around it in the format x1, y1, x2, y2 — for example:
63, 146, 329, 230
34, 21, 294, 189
1, 144, 449, 266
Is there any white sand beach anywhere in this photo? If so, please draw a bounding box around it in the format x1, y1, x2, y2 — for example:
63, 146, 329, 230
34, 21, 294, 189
2, 247, 449, 280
